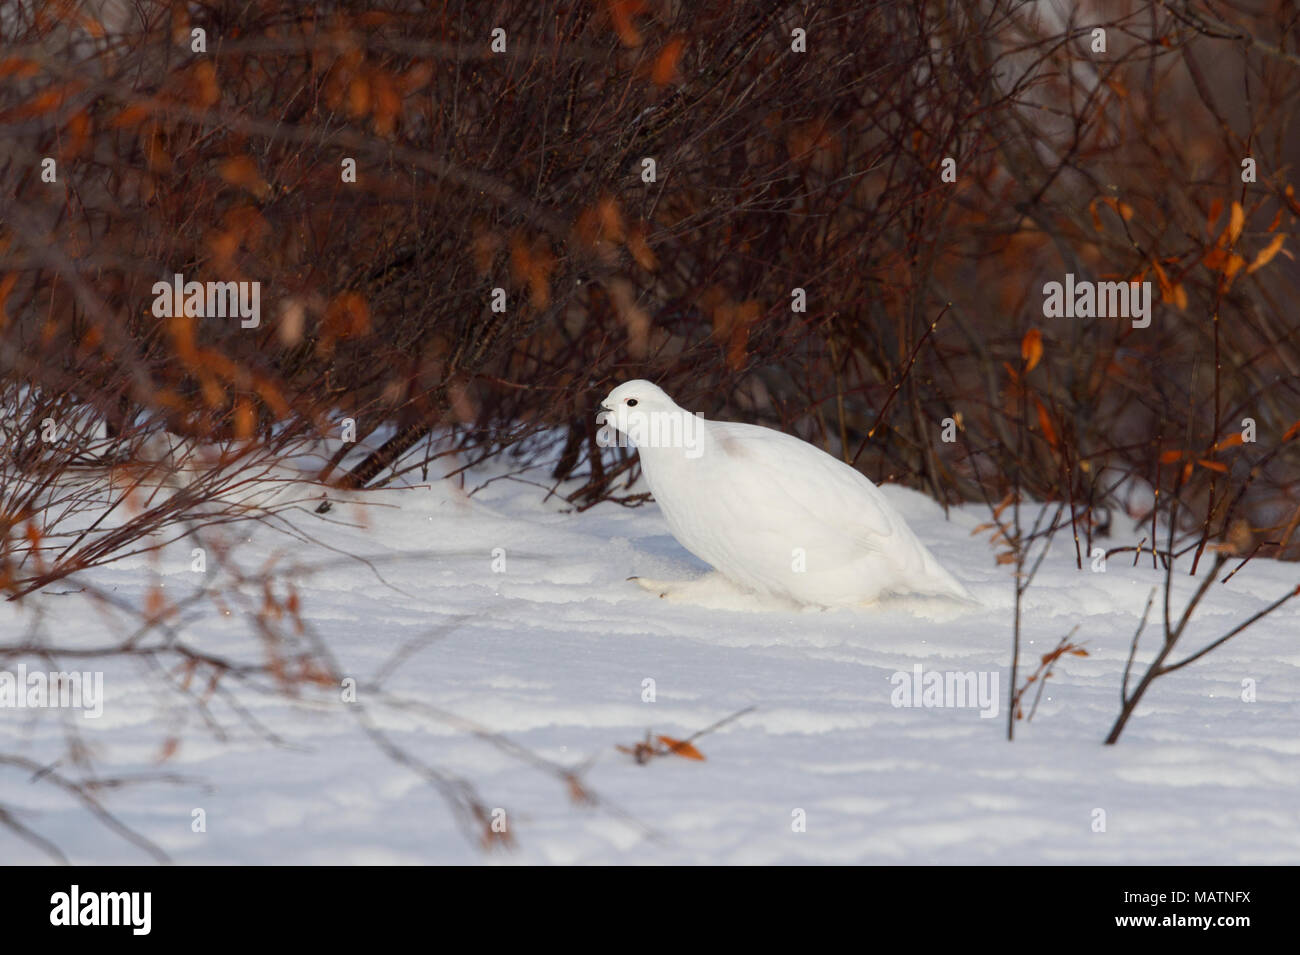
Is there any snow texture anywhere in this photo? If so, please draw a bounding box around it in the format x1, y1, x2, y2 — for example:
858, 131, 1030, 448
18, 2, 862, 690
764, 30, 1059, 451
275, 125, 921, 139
1, 452, 1298, 865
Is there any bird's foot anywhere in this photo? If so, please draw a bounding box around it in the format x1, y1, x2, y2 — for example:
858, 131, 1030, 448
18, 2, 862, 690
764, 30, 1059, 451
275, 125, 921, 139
627, 576, 680, 599
627, 572, 764, 606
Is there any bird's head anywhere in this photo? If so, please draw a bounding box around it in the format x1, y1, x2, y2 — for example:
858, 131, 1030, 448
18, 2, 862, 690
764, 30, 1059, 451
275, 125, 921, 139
599, 380, 676, 434
598, 380, 702, 456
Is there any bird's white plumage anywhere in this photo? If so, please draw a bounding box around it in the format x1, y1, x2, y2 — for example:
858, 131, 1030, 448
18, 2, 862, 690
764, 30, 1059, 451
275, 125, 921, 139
600, 380, 971, 607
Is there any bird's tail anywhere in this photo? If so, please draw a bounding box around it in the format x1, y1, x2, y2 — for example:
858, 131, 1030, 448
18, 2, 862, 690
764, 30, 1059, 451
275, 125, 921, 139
918, 546, 979, 605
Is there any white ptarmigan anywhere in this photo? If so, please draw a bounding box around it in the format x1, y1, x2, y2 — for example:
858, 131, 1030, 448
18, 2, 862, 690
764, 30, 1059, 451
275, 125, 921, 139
600, 380, 973, 607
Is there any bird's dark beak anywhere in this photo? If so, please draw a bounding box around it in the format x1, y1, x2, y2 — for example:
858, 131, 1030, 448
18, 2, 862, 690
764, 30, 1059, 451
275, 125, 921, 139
599, 401, 612, 412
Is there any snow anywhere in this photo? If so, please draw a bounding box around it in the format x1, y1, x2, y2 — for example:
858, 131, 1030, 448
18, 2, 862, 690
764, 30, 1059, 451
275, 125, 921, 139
2, 449, 1298, 864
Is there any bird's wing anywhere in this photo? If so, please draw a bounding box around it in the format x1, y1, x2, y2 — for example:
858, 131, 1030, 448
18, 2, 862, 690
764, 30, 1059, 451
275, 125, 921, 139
707, 420, 898, 550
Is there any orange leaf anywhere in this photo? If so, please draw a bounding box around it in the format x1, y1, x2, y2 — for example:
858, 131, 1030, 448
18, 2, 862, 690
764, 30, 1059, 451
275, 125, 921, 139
1283, 420, 1300, 442
233, 398, 255, 440
1197, 459, 1228, 473
626, 225, 657, 271
596, 196, 625, 243
187, 61, 219, 108
657, 735, 704, 760
146, 587, 166, 617
1225, 201, 1245, 246
79, 15, 106, 37
62, 109, 91, 158
347, 75, 371, 117
1206, 198, 1223, 234
1034, 397, 1058, 449
0, 58, 40, 79
1286, 185, 1300, 217
1097, 196, 1133, 221
1088, 200, 1104, 233
399, 63, 434, 95
651, 35, 685, 86
14, 87, 65, 119
219, 156, 262, 188
323, 291, 371, 339
1159, 449, 1184, 464
1211, 432, 1244, 452
1151, 260, 1173, 300
1246, 234, 1285, 274
370, 72, 400, 134
608, 0, 646, 47
1021, 328, 1043, 371
0, 272, 17, 329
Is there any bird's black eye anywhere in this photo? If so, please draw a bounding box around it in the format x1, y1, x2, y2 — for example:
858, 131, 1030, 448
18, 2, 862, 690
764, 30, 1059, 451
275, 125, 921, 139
626, 398, 638, 407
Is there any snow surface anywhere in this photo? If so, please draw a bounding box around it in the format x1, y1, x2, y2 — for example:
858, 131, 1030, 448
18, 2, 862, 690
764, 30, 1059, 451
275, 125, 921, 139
2, 450, 1298, 864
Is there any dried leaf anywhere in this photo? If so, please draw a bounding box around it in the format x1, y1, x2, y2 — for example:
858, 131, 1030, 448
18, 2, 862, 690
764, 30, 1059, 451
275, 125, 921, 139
0, 58, 41, 80
1021, 328, 1043, 371
596, 196, 626, 244
1206, 197, 1223, 234
1151, 260, 1173, 300
233, 398, 255, 440
187, 61, 219, 108
626, 225, 657, 271
218, 156, 268, 197
1246, 234, 1285, 274
1034, 396, 1058, 448
1088, 200, 1104, 233
651, 35, 685, 86
1226, 201, 1245, 245
657, 735, 705, 760
608, 0, 646, 47
321, 291, 370, 350
1285, 185, 1300, 217
347, 75, 371, 117
371, 72, 400, 134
